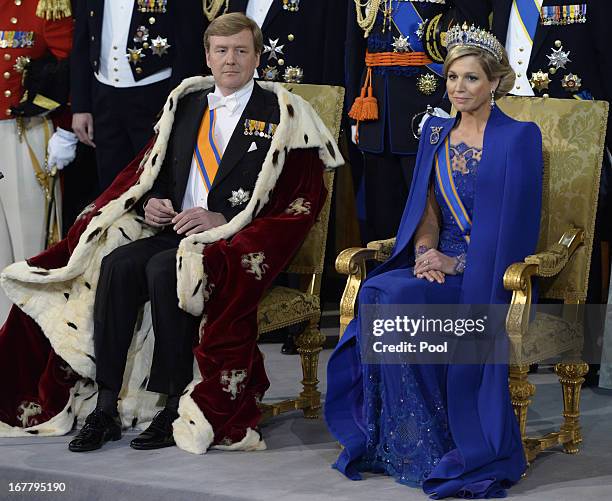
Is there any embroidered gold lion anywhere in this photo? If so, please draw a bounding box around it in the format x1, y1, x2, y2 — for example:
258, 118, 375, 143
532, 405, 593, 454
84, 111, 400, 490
285, 197, 311, 216
220, 369, 248, 400
241, 252, 269, 281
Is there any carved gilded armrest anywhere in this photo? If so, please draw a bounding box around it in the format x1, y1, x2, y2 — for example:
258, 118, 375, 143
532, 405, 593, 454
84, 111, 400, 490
336, 238, 397, 338
504, 228, 584, 344
366, 238, 397, 262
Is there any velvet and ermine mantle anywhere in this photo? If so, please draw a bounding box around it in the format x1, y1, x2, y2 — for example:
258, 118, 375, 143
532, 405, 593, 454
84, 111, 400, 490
0, 77, 342, 453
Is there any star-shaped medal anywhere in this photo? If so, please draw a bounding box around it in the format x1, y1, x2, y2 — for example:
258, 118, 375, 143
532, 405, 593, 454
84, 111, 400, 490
416, 20, 427, 40
530, 70, 551, 92
392, 35, 411, 53
263, 38, 284, 61
151, 36, 171, 56
283, 66, 303, 83
561, 73, 582, 92
261, 65, 279, 81
127, 48, 145, 64
547, 46, 571, 70
228, 188, 251, 207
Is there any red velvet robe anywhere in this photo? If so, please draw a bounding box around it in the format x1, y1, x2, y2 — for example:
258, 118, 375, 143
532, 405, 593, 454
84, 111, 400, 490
0, 77, 342, 453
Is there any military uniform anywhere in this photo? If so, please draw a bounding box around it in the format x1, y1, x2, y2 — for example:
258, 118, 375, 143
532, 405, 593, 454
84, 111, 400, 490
71, 0, 206, 191
226, 0, 347, 85
0, 0, 72, 323
346, 0, 489, 242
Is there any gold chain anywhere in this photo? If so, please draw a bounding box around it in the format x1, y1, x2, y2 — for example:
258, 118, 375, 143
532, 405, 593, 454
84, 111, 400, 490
354, 0, 382, 37
202, 0, 229, 22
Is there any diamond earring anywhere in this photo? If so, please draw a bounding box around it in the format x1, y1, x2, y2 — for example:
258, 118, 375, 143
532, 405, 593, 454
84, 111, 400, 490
490, 89, 496, 108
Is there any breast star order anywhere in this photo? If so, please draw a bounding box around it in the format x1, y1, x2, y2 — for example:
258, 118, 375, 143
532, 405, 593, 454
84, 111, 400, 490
263, 38, 284, 61
151, 36, 171, 56
392, 35, 411, 53
547, 46, 571, 70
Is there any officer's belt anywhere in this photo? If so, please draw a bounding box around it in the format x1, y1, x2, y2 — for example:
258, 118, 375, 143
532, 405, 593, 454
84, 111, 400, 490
364, 50, 433, 67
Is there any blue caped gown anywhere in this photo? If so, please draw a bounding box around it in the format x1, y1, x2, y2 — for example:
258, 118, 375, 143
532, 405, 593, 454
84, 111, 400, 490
326, 108, 542, 499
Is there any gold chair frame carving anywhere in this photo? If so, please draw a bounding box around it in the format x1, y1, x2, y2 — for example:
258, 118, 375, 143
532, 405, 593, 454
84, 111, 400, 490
256, 83, 344, 421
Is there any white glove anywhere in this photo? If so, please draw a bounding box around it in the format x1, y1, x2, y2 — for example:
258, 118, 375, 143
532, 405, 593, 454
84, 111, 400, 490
351, 124, 358, 145
418, 107, 451, 136
47, 127, 78, 171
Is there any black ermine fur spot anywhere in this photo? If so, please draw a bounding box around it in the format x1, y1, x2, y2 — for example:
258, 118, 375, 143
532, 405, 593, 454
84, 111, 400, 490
84, 282, 91, 290
179, 256, 183, 270
152, 154, 158, 166
67, 322, 78, 330
168, 98, 174, 111
64, 292, 70, 300
32, 270, 49, 276
124, 197, 136, 210
304, 134, 309, 144
326, 141, 336, 159
287, 104, 295, 117
86, 227, 102, 243
189, 420, 195, 425
139, 377, 148, 390
132, 417, 138, 428
86, 354, 96, 363
272, 150, 280, 165
119, 227, 132, 241
67, 407, 72, 414
26, 430, 39, 435
192, 280, 202, 296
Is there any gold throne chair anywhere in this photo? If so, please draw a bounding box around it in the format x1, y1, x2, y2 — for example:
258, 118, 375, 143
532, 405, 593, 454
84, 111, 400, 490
336, 96, 608, 463
257, 83, 344, 421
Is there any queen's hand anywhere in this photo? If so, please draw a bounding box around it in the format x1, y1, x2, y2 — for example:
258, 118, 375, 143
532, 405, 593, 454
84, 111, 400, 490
414, 248, 462, 283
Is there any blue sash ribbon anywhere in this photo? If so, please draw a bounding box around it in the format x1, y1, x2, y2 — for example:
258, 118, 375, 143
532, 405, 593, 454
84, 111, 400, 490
392, 0, 443, 76
514, 0, 541, 44
434, 138, 472, 243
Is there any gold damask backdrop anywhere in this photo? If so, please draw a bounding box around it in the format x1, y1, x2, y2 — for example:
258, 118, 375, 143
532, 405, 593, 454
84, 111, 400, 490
497, 96, 608, 302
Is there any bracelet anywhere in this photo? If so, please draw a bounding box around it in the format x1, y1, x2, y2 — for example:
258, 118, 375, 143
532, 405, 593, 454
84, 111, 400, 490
415, 245, 430, 258
454, 253, 467, 274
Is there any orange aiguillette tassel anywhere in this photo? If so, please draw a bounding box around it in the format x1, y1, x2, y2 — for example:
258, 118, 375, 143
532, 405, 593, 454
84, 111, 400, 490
349, 67, 379, 122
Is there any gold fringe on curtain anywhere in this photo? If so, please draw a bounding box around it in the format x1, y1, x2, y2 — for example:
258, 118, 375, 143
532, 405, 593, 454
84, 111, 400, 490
203, 0, 230, 21
36, 0, 72, 21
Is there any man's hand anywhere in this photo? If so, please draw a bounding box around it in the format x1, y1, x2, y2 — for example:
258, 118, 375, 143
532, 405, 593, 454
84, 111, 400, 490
172, 207, 227, 236
413, 248, 459, 283
72, 112, 96, 147
145, 198, 176, 227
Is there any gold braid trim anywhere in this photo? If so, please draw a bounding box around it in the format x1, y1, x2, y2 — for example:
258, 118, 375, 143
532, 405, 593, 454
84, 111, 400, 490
203, 0, 229, 22
355, 0, 382, 38
36, 0, 72, 21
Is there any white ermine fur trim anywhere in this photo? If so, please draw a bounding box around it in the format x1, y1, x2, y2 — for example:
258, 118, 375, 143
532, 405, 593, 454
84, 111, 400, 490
0, 77, 342, 442
212, 428, 267, 452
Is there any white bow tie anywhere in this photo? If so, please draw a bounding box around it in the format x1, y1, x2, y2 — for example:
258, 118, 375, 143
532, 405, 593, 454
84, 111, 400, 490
208, 93, 240, 114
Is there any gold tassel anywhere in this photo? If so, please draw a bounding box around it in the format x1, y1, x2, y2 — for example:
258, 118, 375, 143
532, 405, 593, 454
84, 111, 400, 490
36, 0, 72, 21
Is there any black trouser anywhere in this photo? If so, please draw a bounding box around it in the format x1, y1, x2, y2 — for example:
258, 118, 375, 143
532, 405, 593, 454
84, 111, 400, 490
93, 231, 199, 395
92, 78, 169, 192
362, 151, 416, 243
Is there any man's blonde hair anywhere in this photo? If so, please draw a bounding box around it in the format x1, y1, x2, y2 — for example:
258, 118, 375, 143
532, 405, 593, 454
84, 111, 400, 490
204, 13, 263, 55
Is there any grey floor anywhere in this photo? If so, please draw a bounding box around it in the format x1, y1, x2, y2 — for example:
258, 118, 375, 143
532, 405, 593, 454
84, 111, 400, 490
1, 337, 612, 501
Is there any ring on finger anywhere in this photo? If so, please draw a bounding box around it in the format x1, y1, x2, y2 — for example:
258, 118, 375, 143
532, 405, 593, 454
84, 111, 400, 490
423, 259, 429, 266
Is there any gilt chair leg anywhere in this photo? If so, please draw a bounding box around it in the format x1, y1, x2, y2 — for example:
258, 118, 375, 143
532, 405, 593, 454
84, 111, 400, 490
509, 364, 536, 464
555, 361, 589, 454
296, 319, 326, 419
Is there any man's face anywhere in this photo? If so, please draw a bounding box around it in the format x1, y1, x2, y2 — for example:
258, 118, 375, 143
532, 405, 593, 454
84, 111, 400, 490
206, 29, 260, 96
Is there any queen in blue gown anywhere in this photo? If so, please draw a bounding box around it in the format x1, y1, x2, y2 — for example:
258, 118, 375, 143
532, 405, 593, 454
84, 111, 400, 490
325, 28, 543, 499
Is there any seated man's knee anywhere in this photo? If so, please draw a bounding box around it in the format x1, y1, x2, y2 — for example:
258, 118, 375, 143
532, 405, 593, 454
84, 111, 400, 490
145, 249, 177, 291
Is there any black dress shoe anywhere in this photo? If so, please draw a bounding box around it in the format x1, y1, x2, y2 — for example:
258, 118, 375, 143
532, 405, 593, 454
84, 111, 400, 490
130, 408, 178, 450
68, 409, 121, 452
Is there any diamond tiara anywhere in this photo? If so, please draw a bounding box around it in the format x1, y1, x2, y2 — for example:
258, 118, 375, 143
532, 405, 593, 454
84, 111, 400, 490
445, 23, 505, 62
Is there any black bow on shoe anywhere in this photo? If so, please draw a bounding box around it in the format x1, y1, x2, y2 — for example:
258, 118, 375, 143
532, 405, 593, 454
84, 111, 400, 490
130, 408, 178, 450
68, 409, 122, 452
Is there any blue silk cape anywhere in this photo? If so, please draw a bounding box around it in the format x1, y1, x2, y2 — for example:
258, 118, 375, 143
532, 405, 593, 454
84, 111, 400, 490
325, 106, 543, 498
